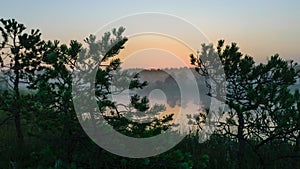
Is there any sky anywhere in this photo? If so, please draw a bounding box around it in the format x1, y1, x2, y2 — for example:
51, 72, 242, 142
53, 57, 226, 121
1, 0, 300, 68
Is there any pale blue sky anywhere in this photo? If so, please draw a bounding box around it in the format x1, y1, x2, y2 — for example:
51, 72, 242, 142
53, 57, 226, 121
1, 0, 300, 63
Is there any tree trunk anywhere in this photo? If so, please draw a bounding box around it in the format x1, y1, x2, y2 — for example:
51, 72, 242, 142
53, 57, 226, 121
14, 111, 23, 143
293, 133, 300, 166
295, 133, 300, 153
237, 111, 245, 169
14, 54, 24, 144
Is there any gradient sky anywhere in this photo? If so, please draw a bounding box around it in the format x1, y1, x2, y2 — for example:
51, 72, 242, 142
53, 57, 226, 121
1, 0, 300, 66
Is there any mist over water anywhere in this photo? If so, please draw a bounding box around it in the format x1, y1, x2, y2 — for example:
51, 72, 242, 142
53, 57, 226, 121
108, 67, 214, 134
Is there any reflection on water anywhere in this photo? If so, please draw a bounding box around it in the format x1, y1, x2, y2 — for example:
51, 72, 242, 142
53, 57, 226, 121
109, 71, 215, 134
109, 91, 220, 141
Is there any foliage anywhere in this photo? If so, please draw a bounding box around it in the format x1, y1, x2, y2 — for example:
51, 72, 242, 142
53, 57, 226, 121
191, 40, 300, 169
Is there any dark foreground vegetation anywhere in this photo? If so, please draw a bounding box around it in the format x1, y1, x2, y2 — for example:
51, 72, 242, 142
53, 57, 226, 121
0, 18, 299, 169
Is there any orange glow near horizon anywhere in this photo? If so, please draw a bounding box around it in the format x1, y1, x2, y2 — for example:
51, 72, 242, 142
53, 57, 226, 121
117, 33, 197, 69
